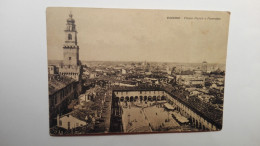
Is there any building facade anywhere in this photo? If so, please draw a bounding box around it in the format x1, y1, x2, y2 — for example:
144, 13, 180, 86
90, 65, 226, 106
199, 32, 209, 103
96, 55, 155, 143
57, 113, 86, 130
48, 65, 58, 74
202, 61, 207, 73
48, 75, 80, 127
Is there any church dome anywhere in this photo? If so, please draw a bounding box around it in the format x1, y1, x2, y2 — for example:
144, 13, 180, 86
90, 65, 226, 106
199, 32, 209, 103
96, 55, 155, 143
67, 14, 75, 24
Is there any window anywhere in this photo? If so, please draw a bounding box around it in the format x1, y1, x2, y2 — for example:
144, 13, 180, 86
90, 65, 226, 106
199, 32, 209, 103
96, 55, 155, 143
68, 122, 70, 129
69, 57, 71, 60
68, 34, 72, 40
59, 120, 62, 126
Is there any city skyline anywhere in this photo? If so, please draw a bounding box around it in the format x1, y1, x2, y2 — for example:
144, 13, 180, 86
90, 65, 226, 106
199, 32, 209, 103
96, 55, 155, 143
48, 59, 226, 65
47, 7, 229, 135
47, 8, 229, 64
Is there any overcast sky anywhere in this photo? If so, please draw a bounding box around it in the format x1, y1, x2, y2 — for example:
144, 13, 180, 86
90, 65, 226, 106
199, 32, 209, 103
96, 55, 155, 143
47, 7, 229, 64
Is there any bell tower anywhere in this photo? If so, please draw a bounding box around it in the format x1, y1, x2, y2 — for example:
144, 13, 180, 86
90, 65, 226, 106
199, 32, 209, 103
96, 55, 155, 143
59, 13, 82, 81
63, 13, 79, 66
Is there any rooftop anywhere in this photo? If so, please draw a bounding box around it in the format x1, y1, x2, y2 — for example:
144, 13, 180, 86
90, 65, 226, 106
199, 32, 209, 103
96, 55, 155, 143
48, 74, 75, 95
61, 109, 87, 122
164, 85, 223, 128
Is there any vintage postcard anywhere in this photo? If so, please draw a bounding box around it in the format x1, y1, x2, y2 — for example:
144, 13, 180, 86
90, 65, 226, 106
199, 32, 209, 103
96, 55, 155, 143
47, 7, 230, 136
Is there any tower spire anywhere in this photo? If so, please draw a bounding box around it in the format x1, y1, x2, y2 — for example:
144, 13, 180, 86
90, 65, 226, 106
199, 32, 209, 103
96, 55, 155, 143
69, 11, 73, 18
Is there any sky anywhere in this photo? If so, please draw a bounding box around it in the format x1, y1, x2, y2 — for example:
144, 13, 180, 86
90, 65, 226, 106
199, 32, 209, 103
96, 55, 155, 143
46, 7, 230, 64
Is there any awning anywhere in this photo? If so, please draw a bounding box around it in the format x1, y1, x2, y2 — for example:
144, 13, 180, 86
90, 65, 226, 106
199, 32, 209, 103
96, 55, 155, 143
164, 103, 175, 110
173, 112, 189, 123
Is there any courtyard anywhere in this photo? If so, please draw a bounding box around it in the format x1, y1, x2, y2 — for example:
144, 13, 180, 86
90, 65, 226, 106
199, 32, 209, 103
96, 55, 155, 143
121, 101, 181, 133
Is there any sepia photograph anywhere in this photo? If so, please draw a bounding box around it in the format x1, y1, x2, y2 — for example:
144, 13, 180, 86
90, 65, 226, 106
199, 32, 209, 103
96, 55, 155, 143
46, 7, 230, 136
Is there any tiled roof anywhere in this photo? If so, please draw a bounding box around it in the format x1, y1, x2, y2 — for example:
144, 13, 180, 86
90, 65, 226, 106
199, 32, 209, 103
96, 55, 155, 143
164, 85, 223, 128
48, 74, 75, 95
